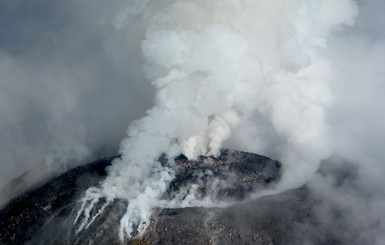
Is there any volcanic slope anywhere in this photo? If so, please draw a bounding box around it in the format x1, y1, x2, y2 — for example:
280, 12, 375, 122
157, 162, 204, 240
0, 150, 361, 244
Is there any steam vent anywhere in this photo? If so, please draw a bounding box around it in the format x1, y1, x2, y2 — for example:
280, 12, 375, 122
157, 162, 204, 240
0, 150, 361, 244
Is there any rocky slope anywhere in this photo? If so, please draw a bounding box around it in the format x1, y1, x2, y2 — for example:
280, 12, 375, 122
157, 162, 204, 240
0, 150, 361, 244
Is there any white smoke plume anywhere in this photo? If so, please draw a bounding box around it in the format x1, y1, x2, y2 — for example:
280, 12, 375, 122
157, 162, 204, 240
80, 0, 359, 239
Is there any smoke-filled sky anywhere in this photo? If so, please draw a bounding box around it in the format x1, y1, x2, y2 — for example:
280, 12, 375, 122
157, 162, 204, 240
0, 0, 156, 189
1, 0, 385, 240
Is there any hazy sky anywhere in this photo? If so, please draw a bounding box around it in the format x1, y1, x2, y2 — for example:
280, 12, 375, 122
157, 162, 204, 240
0, 0, 384, 205
0, 0, 156, 188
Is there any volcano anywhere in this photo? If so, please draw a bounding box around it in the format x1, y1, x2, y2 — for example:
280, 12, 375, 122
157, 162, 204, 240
0, 150, 362, 244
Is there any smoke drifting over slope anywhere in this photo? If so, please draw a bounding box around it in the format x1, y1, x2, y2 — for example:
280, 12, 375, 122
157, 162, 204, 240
1, 0, 385, 242
93, 0, 358, 239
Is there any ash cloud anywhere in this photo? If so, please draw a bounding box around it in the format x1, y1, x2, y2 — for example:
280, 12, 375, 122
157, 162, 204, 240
93, 0, 360, 239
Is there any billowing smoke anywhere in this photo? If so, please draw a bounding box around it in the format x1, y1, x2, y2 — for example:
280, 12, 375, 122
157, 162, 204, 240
2, 0, 385, 243
75, 0, 359, 239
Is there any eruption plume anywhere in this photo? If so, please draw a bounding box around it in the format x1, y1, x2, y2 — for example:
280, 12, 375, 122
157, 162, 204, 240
73, 0, 359, 239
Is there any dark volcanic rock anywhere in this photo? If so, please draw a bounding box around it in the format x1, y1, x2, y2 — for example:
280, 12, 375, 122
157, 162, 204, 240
166, 150, 280, 201
0, 150, 362, 245
0, 156, 116, 244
